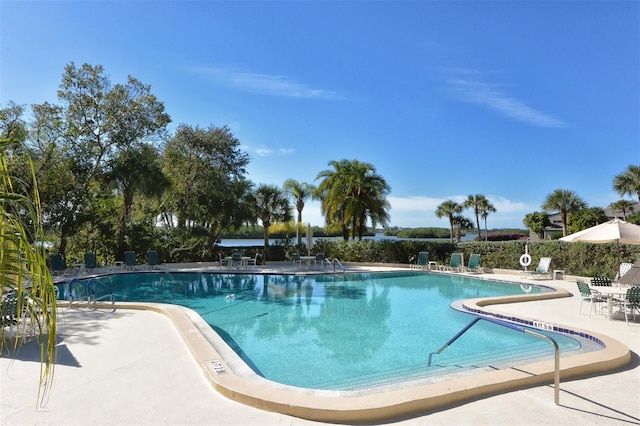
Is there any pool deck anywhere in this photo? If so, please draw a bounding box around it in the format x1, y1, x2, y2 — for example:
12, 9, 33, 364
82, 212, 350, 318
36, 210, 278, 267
2, 262, 639, 425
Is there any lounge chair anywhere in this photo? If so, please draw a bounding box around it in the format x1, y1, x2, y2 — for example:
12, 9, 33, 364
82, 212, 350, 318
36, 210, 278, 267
410, 252, 429, 269
464, 254, 483, 273
439, 253, 463, 272
619, 286, 640, 325
124, 251, 137, 271
49, 253, 67, 276
576, 281, 607, 317
521, 257, 551, 279
84, 252, 97, 273
615, 262, 634, 282
147, 250, 160, 270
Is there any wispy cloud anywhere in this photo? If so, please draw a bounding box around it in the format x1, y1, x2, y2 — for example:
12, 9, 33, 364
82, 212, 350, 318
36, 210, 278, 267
194, 67, 343, 100
446, 73, 567, 128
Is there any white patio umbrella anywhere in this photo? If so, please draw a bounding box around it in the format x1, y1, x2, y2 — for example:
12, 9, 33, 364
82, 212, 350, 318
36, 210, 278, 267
560, 218, 640, 275
306, 223, 313, 256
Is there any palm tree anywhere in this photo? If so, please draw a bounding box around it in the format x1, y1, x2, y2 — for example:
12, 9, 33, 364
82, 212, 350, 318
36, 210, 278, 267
613, 164, 640, 202
479, 198, 497, 241
541, 189, 587, 236
464, 194, 488, 241
609, 199, 636, 220
251, 184, 292, 264
0, 140, 57, 404
283, 179, 316, 246
435, 200, 463, 243
315, 159, 390, 240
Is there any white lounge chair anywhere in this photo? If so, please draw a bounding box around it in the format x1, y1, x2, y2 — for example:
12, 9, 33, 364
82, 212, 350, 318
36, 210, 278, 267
521, 257, 551, 279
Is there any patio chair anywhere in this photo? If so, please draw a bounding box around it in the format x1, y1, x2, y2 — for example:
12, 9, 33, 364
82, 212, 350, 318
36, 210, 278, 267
292, 253, 302, 267
230, 252, 244, 270
49, 253, 67, 276
410, 252, 429, 269
246, 252, 260, 266
521, 257, 551, 279
124, 251, 137, 271
464, 254, 483, 273
620, 286, 640, 325
84, 252, 97, 273
1, 292, 35, 342
314, 253, 325, 269
147, 250, 160, 270
590, 276, 612, 287
576, 281, 607, 317
439, 253, 463, 272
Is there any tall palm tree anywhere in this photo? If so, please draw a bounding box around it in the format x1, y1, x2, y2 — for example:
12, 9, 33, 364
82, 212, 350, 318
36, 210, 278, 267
464, 194, 488, 241
435, 200, 463, 243
251, 184, 292, 264
613, 164, 640, 202
541, 189, 587, 236
283, 179, 316, 246
315, 159, 390, 240
478, 197, 497, 241
609, 199, 636, 220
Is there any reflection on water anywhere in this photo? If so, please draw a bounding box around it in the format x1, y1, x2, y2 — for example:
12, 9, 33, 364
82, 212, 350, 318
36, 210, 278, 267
60, 272, 579, 390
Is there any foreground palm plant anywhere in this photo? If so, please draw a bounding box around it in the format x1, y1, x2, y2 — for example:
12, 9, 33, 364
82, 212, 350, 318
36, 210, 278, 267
0, 140, 57, 404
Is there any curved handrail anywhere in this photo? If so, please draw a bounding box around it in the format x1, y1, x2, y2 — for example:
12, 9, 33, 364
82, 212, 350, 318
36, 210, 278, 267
66, 278, 91, 303
431, 316, 560, 405
87, 278, 113, 303
332, 258, 345, 273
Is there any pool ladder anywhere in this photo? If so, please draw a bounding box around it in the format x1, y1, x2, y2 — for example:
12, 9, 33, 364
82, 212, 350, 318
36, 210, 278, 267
323, 258, 344, 273
66, 278, 114, 305
430, 316, 560, 406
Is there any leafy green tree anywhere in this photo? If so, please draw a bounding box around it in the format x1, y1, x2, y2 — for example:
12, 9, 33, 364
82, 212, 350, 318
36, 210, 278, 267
541, 189, 587, 236
523, 211, 550, 239
315, 159, 390, 240
250, 184, 292, 263
106, 142, 169, 255
609, 199, 636, 220
613, 164, 640, 202
162, 124, 252, 259
26, 62, 170, 259
283, 179, 316, 246
567, 207, 608, 234
435, 200, 463, 243
452, 215, 473, 242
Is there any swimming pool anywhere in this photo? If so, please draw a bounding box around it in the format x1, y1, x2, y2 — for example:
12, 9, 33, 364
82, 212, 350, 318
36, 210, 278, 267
59, 271, 595, 391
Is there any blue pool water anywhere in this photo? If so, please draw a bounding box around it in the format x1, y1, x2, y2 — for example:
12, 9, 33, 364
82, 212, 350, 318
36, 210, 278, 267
59, 271, 587, 390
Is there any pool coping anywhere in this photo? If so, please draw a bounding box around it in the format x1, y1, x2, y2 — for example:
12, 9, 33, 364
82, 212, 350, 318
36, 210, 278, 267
56, 273, 631, 423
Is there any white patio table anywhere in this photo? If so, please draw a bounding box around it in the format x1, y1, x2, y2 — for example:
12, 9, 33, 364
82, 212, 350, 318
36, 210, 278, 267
589, 286, 628, 320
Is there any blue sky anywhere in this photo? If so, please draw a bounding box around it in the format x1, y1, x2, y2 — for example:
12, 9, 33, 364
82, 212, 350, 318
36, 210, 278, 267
1, 1, 639, 229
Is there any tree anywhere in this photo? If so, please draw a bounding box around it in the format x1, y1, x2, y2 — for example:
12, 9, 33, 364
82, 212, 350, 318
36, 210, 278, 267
435, 200, 463, 243
162, 124, 252, 260
315, 159, 390, 240
464, 194, 489, 241
613, 164, 640, 202
523, 211, 550, 239
251, 184, 292, 263
29, 62, 170, 259
567, 207, 608, 234
479, 198, 497, 241
609, 199, 636, 220
541, 189, 587, 236
452, 215, 473, 242
283, 179, 316, 246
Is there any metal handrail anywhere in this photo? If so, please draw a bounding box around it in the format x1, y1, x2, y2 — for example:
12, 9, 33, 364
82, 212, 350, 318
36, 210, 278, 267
87, 278, 113, 303
332, 258, 345, 273
431, 316, 560, 405
66, 278, 91, 303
